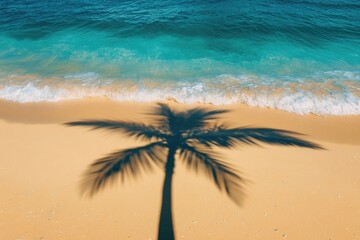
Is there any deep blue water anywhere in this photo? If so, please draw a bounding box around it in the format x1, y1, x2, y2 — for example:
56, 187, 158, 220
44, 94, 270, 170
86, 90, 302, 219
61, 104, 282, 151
0, 0, 359, 114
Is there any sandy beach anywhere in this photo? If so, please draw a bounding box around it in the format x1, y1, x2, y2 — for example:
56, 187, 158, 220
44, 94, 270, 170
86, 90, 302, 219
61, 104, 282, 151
0, 99, 360, 240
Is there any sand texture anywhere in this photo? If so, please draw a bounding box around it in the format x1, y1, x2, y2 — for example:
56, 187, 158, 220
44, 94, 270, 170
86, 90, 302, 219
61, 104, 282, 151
0, 99, 359, 240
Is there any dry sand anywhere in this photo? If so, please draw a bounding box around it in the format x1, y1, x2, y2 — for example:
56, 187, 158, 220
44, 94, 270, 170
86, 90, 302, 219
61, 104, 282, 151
0, 99, 359, 240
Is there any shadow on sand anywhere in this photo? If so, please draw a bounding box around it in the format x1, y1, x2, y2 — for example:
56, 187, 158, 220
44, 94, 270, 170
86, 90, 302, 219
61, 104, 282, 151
65, 103, 323, 240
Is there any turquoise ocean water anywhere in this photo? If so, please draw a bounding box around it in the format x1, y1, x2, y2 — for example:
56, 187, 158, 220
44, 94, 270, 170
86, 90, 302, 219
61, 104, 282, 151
0, 0, 359, 115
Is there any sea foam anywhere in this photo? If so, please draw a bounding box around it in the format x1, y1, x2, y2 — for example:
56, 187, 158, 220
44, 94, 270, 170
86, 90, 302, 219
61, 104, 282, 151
1, 75, 359, 116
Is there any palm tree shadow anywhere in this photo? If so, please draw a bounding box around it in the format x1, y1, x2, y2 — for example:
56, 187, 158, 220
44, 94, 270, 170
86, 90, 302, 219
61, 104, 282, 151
65, 103, 323, 240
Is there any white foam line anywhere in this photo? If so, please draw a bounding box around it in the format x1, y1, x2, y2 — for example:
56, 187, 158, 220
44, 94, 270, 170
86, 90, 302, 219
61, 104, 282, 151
0, 82, 360, 115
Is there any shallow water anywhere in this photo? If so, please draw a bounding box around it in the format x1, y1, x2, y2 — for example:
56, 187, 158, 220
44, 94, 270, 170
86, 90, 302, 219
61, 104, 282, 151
0, 0, 359, 114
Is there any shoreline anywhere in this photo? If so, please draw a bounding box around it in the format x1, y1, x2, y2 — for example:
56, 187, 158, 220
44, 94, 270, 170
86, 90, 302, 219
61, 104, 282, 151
1, 80, 360, 116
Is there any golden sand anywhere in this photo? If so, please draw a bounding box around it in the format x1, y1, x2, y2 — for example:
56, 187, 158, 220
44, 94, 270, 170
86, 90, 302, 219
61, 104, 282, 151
0, 99, 359, 239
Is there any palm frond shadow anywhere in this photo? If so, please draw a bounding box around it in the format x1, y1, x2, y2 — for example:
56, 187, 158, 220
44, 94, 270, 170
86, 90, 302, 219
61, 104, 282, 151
65, 103, 323, 240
